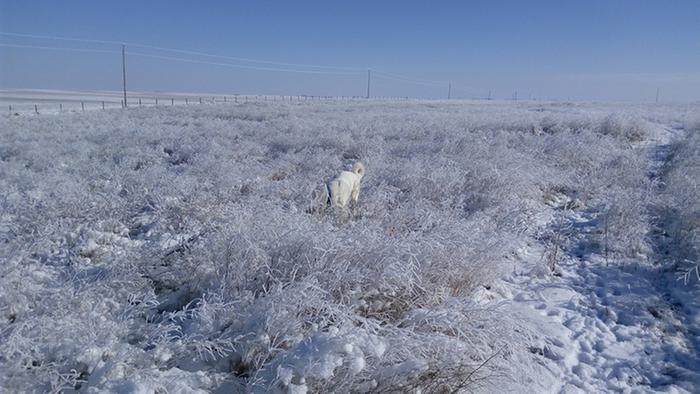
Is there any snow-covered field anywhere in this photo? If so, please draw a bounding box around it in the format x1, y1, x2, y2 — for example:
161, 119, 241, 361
0, 89, 362, 115
1, 99, 698, 393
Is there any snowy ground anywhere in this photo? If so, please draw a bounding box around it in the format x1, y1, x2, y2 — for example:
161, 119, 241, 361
494, 128, 700, 392
1, 99, 698, 393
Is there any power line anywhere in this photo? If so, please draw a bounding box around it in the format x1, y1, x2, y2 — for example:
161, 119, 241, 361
0, 31, 489, 97
0, 31, 363, 72
372, 70, 488, 95
440, 83, 490, 96
0, 42, 363, 75
0, 31, 122, 45
0, 43, 120, 55
126, 43, 364, 71
372, 70, 446, 87
127, 51, 364, 75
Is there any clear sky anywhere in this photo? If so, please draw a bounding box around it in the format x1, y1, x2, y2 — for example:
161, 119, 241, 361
1, 1, 698, 101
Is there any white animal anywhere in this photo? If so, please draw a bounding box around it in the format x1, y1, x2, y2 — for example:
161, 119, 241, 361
326, 161, 365, 208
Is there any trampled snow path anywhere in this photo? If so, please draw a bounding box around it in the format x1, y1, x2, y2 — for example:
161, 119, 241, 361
491, 126, 700, 393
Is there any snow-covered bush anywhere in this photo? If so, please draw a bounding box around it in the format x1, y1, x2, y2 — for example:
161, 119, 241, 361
0, 100, 683, 392
663, 125, 700, 282
598, 113, 651, 142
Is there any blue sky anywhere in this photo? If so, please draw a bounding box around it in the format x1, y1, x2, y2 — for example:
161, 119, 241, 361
1, 1, 698, 101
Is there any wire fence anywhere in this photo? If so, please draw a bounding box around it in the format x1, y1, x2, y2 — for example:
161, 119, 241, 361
2, 91, 425, 116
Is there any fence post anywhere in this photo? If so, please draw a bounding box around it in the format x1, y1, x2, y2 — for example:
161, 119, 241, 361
171, 98, 174, 106
224, 96, 227, 102
155, 97, 158, 106
199, 97, 202, 104
139, 98, 142, 107
81, 102, 85, 111
186, 98, 188, 105
8, 104, 11, 115
102, 101, 105, 110
35, 104, 38, 114
60, 103, 63, 113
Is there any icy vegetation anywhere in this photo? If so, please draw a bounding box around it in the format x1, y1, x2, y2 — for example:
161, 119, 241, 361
0, 100, 698, 392
664, 124, 700, 281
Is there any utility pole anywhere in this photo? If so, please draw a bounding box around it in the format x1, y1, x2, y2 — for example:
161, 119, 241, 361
366, 69, 371, 99
488, 90, 492, 100
448, 83, 451, 100
655, 87, 660, 104
122, 44, 127, 107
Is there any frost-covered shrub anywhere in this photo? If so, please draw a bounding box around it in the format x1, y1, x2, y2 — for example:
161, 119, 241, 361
594, 150, 654, 259
663, 127, 700, 280
0, 100, 685, 392
598, 113, 650, 142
